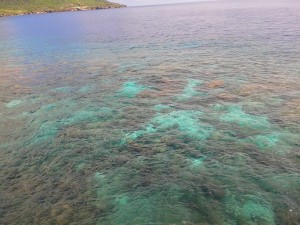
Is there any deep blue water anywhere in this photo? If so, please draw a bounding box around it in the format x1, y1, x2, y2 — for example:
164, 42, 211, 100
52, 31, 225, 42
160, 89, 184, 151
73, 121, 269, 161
0, 0, 300, 224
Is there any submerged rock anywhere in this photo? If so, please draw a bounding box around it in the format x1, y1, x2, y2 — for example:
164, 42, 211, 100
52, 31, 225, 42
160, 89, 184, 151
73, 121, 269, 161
207, 80, 225, 89
280, 98, 300, 123
217, 93, 238, 101
137, 90, 158, 98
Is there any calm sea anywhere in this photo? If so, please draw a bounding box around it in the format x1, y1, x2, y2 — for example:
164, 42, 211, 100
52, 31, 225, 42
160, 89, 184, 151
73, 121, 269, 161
0, 0, 299, 224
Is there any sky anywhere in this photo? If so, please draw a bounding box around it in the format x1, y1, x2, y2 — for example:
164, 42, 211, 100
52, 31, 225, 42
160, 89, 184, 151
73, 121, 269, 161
115, 0, 210, 6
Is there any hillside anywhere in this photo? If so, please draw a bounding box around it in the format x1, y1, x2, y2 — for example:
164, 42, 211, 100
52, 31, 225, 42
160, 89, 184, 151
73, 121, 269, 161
0, 0, 125, 16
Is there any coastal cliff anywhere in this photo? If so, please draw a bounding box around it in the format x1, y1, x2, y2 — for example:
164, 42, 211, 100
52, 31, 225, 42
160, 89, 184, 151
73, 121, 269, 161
0, 0, 126, 17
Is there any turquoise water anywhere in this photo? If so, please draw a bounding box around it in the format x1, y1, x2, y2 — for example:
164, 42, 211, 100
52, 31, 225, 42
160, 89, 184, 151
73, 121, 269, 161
0, 0, 300, 224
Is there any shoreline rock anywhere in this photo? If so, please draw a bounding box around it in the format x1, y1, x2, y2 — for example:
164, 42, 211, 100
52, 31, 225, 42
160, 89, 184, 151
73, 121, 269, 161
0, 4, 126, 17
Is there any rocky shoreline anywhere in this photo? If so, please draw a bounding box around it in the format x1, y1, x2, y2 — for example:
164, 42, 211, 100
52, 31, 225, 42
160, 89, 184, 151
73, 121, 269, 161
0, 4, 126, 17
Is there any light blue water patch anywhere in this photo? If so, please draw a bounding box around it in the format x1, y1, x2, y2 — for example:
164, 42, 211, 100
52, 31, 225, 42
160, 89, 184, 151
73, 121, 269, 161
118, 81, 148, 98
151, 111, 214, 140
225, 194, 275, 225
108, 190, 191, 225
220, 106, 271, 130
61, 110, 98, 125
93, 171, 134, 213
241, 200, 275, 224
0, 142, 11, 149
94, 172, 106, 183
93, 172, 115, 206
154, 104, 172, 111
75, 162, 86, 172
212, 103, 228, 111
243, 133, 280, 150
152, 110, 201, 131
122, 110, 214, 143
61, 107, 113, 126
122, 124, 156, 144
116, 195, 130, 206
52, 86, 73, 93
31, 121, 60, 144
177, 79, 205, 101
29, 107, 113, 145
56, 98, 78, 109
6, 99, 22, 108
94, 172, 113, 198
190, 156, 207, 169
79, 85, 94, 93
40, 103, 56, 111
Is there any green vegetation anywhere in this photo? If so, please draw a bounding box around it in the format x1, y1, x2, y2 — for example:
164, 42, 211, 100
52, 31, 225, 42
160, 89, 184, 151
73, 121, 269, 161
0, 0, 125, 16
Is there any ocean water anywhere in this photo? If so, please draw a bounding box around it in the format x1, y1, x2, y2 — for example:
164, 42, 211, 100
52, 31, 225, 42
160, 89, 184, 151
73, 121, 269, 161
0, 0, 300, 224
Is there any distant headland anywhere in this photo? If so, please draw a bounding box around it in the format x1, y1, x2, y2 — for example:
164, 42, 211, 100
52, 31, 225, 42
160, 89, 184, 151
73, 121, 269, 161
0, 0, 126, 17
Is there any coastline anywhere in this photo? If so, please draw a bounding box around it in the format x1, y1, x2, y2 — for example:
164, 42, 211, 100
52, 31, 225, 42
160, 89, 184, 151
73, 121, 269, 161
0, 3, 126, 17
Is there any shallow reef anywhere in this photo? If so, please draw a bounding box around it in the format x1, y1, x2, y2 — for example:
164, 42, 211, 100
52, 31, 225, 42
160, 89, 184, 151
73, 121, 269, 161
1, 75, 299, 225
1, 6, 299, 223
